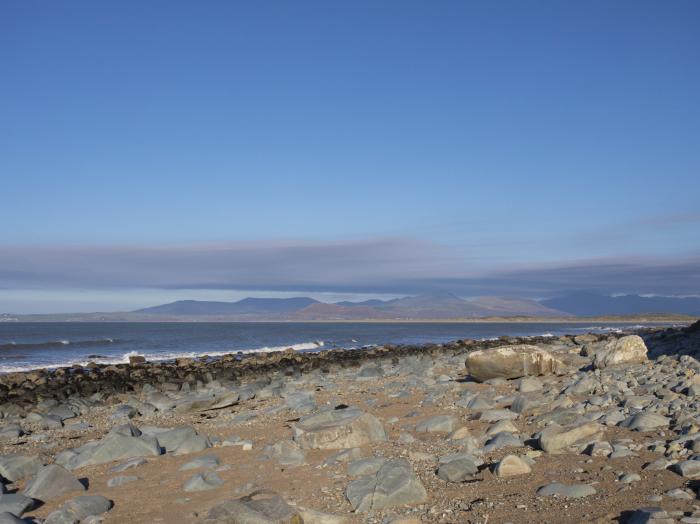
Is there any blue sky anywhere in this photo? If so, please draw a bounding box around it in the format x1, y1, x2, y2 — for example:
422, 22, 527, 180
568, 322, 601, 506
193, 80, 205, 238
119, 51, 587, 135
1, 1, 699, 312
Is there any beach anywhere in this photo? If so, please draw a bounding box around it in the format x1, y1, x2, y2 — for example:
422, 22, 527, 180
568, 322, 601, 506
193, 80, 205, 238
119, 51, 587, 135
0, 322, 698, 522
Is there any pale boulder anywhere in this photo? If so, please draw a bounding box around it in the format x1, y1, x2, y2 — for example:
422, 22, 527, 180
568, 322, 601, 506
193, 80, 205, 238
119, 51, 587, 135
593, 335, 648, 369
465, 345, 564, 382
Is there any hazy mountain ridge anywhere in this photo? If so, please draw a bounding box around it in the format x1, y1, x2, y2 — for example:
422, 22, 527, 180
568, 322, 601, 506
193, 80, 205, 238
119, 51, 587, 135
541, 291, 700, 317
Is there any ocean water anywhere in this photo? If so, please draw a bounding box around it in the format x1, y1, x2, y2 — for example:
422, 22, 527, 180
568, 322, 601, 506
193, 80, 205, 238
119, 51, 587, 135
0, 321, 680, 373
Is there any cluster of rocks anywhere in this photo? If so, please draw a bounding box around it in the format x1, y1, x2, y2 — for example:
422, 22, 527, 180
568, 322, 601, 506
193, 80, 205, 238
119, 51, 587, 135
0, 321, 698, 522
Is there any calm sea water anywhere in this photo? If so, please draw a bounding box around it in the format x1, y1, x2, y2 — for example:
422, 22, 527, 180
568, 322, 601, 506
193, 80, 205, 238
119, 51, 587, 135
0, 321, 679, 373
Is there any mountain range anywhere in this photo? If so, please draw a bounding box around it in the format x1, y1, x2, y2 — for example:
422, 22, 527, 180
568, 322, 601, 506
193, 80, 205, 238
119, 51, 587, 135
130, 291, 700, 320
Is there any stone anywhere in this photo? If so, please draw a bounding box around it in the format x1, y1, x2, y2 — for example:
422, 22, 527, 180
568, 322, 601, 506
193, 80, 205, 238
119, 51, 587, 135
109, 457, 147, 473
183, 471, 224, 492
129, 355, 146, 364
621, 413, 670, 432
537, 422, 604, 454
107, 475, 140, 487
347, 457, 386, 477
263, 441, 306, 467
204, 491, 303, 523
415, 415, 459, 433
151, 426, 197, 452
173, 434, 212, 455
517, 377, 543, 393
465, 345, 564, 382
45, 495, 112, 524
71, 432, 161, 468
0, 455, 42, 482
536, 482, 596, 499
436, 457, 479, 483
495, 455, 531, 477
0, 494, 33, 517
0, 425, 22, 441
23, 465, 86, 502
0, 512, 25, 524
626, 507, 675, 524
179, 455, 221, 471
346, 459, 427, 512
593, 335, 648, 369
621, 473, 641, 483
671, 460, 700, 478
292, 407, 386, 450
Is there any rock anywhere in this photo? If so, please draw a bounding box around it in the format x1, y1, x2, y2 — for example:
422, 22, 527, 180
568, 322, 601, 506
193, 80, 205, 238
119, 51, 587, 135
297, 506, 347, 524
593, 335, 648, 369
324, 448, 364, 465
293, 407, 386, 450
626, 507, 675, 524
347, 457, 385, 477
0, 425, 22, 441
129, 355, 146, 364
494, 455, 531, 477
537, 422, 604, 454
44, 495, 112, 524
183, 471, 224, 492
0, 512, 25, 524
536, 482, 596, 499
621, 473, 641, 483
23, 465, 86, 502
436, 457, 479, 483
517, 377, 543, 393
173, 434, 212, 455
107, 475, 140, 487
109, 457, 146, 473
71, 432, 161, 468
621, 413, 670, 432
346, 459, 427, 512
0, 455, 42, 482
415, 415, 459, 433
0, 494, 33, 517
179, 455, 220, 471
151, 426, 197, 452
204, 491, 303, 523
465, 345, 564, 382
672, 460, 700, 478
263, 441, 306, 467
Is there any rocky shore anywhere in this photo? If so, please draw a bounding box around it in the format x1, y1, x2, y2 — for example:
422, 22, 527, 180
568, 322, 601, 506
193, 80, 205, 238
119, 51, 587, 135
0, 322, 699, 523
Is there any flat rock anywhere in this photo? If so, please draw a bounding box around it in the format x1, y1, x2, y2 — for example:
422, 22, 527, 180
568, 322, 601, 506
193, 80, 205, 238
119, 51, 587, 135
204, 491, 303, 523
346, 459, 427, 512
71, 432, 161, 468
173, 434, 212, 456
537, 422, 604, 454
179, 455, 221, 471
436, 457, 479, 483
465, 345, 564, 382
44, 495, 112, 524
621, 413, 670, 432
536, 482, 596, 499
415, 415, 459, 433
263, 441, 306, 467
593, 335, 648, 369
347, 457, 385, 477
293, 407, 386, 450
183, 471, 225, 492
671, 460, 700, 478
23, 465, 86, 502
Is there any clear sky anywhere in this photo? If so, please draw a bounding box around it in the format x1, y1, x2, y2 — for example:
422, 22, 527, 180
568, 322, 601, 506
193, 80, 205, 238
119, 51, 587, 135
1, 1, 699, 312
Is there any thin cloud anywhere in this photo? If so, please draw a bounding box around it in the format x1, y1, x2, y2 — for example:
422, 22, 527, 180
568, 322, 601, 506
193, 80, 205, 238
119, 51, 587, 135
0, 239, 698, 297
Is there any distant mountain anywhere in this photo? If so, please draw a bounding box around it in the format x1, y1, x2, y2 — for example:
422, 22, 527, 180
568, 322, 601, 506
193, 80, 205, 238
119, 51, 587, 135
470, 296, 566, 317
541, 291, 700, 316
135, 297, 319, 316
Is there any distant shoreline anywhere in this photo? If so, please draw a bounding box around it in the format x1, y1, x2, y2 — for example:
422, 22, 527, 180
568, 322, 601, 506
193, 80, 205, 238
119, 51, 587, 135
0, 315, 694, 324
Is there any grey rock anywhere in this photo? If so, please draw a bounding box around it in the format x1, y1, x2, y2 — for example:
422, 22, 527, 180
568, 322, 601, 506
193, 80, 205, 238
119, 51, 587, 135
0, 494, 33, 517
262, 441, 306, 467
204, 491, 303, 523
293, 407, 386, 450
346, 459, 427, 512
45, 495, 112, 524
179, 455, 221, 471
537, 422, 604, 454
517, 377, 543, 393
626, 507, 675, 524
0, 455, 42, 482
347, 457, 385, 477
593, 335, 648, 369
494, 455, 531, 477
70, 433, 161, 468
415, 415, 459, 434
436, 457, 479, 483
108, 457, 147, 473
183, 471, 224, 492
621, 413, 670, 432
536, 482, 596, 499
672, 460, 700, 478
173, 434, 211, 456
150, 426, 197, 452
0, 512, 25, 524
23, 465, 86, 502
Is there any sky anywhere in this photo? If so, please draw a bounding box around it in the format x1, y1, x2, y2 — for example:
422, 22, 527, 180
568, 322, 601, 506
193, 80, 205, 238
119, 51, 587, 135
1, 1, 699, 313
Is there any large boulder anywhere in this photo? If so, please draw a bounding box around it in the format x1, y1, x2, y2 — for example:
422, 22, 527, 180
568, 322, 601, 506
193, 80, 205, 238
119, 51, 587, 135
346, 459, 427, 512
292, 407, 386, 450
0, 455, 42, 482
44, 495, 112, 524
464, 345, 564, 382
68, 433, 161, 469
593, 335, 648, 369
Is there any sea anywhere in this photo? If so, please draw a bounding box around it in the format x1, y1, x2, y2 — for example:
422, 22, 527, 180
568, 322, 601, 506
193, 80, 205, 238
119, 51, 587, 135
0, 321, 683, 373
